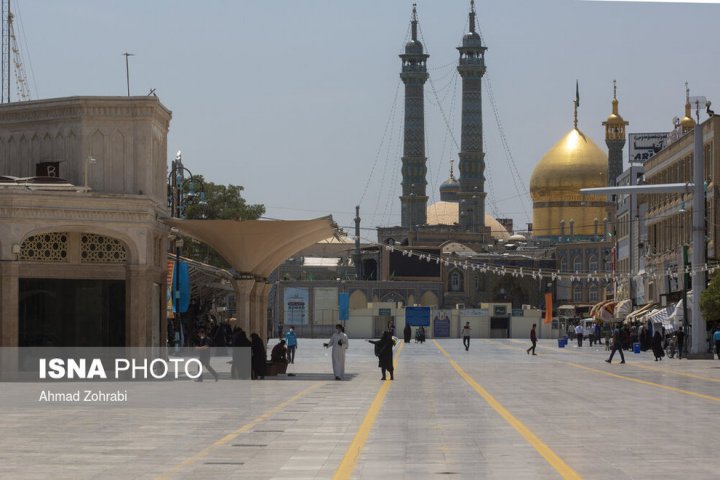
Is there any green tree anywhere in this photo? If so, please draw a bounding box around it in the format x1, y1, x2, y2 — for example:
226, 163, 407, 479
700, 271, 720, 323
178, 175, 265, 268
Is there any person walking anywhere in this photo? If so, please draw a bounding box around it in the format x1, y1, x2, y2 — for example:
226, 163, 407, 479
594, 322, 602, 345
194, 328, 218, 382
605, 326, 625, 364
575, 323, 584, 347
285, 327, 298, 364
461, 322, 472, 351
714, 325, 720, 360
675, 327, 685, 359
651, 329, 665, 361
403, 322, 412, 344
324, 324, 348, 380
369, 330, 394, 380
527, 323, 537, 355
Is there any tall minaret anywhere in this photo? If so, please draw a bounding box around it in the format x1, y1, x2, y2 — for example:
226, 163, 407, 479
457, 0, 487, 233
399, 4, 429, 229
602, 80, 628, 186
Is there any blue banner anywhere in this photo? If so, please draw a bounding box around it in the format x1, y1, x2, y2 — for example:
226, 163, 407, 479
433, 316, 450, 337
405, 306, 430, 327
338, 292, 349, 321
171, 261, 190, 313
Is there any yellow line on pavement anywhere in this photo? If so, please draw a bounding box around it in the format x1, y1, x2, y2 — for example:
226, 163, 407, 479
333, 342, 404, 480
155, 381, 323, 480
508, 339, 720, 385
629, 362, 720, 383
565, 362, 720, 403
434, 340, 582, 480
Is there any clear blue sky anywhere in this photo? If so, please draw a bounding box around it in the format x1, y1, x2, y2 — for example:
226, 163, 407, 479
14, 0, 720, 236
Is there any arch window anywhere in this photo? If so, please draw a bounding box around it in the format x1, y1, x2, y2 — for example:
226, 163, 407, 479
589, 285, 599, 302
588, 255, 598, 272
449, 270, 464, 292
573, 256, 583, 273
573, 284, 583, 303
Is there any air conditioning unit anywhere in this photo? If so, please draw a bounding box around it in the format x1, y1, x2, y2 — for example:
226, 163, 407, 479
522, 304, 532, 310
456, 303, 465, 309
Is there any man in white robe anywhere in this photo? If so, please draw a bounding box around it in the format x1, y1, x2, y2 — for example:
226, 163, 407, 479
324, 324, 348, 380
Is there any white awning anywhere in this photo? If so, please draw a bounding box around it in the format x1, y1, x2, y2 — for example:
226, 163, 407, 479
164, 217, 337, 279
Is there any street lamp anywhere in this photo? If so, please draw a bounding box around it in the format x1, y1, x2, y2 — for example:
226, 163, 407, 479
167, 150, 207, 347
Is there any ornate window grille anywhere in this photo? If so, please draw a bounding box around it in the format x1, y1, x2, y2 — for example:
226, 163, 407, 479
19, 232, 69, 262
80, 233, 127, 263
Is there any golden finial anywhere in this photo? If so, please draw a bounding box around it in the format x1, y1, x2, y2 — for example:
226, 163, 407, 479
681, 81, 695, 132
573, 80, 579, 129
612, 80, 619, 115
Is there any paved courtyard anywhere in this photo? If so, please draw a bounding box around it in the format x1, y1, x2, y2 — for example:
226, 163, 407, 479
1, 338, 718, 479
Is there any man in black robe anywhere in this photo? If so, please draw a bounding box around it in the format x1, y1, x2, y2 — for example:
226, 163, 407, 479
403, 323, 412, 344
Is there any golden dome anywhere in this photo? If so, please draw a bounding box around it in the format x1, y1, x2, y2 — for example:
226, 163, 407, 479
530, 128, 609, 238
680, 103, 695, 131
426, 201, 510, 240
530, 128, 607, 199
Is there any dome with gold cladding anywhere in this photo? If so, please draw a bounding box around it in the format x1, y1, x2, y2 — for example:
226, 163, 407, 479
529, 128, 609, 238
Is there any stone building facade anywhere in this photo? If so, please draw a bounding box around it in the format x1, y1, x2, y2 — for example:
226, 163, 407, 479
643, 115, 720, 303
0, 96, 171, 347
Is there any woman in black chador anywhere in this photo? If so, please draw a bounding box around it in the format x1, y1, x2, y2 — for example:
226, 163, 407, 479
403, 323, 412, 344
368, 331, 394, 380
231, 328, 251, 379
250, 333, 266, 379
651, 329, 665, 361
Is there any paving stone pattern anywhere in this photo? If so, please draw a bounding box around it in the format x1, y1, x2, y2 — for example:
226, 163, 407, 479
0, 338, 718, 479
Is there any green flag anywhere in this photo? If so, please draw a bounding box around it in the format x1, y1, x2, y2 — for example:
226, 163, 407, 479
575, 80, 580, 108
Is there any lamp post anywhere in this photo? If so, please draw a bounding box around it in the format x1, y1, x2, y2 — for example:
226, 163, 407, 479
167, 150, 207, 346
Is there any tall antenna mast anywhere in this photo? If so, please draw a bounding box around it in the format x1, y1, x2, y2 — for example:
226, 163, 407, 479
1, 0, 30, 102
1, 0, 10, 103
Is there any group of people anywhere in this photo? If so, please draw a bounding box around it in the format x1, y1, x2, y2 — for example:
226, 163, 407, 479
195, 320, 720, 385
192, 326, 268, 381
571, 322, 603, 347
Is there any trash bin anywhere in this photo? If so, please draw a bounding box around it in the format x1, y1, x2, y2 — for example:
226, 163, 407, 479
633, 343, 641, 354
558, 338, 565, 348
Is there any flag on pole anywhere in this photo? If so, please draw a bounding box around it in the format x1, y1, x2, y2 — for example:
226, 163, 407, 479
544, 292, 553, 324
